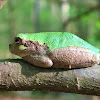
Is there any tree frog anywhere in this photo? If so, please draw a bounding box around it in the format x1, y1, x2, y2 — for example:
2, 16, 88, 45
9, 32, 100, 69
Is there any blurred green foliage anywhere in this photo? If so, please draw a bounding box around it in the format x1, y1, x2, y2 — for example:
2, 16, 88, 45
0, 0, 100, 58
0, 0, 100, 99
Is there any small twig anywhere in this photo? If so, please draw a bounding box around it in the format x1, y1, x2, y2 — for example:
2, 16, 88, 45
0, 0, 6, 9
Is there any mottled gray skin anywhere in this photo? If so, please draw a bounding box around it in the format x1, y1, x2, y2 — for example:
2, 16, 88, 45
9, 37, 100, 69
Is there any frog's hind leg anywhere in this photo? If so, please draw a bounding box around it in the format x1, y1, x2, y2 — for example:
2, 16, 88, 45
49, 46, 99, 69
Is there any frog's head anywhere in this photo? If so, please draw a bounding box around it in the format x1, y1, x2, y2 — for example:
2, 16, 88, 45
9, 37, 34, 57
9, 36, 50, 57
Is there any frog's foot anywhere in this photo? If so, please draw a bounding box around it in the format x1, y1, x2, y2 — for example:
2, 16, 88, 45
69, 65, 72, 69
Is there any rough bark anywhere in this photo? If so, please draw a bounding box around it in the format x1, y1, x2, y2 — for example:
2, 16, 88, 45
0, 59, 100, 96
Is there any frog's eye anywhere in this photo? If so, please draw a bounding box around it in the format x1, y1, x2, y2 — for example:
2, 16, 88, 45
14, 37, 22, 43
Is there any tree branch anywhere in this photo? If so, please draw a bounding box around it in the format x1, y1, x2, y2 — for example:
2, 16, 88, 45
0, 59, 100, 96
63, 5, 100, 27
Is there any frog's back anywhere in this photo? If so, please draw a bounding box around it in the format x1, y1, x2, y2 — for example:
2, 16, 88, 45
16, 32, 99, 54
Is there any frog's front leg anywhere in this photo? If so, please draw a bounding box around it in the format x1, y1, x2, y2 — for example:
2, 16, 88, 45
23, 55, 53, 68
49, 46, 99, 69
